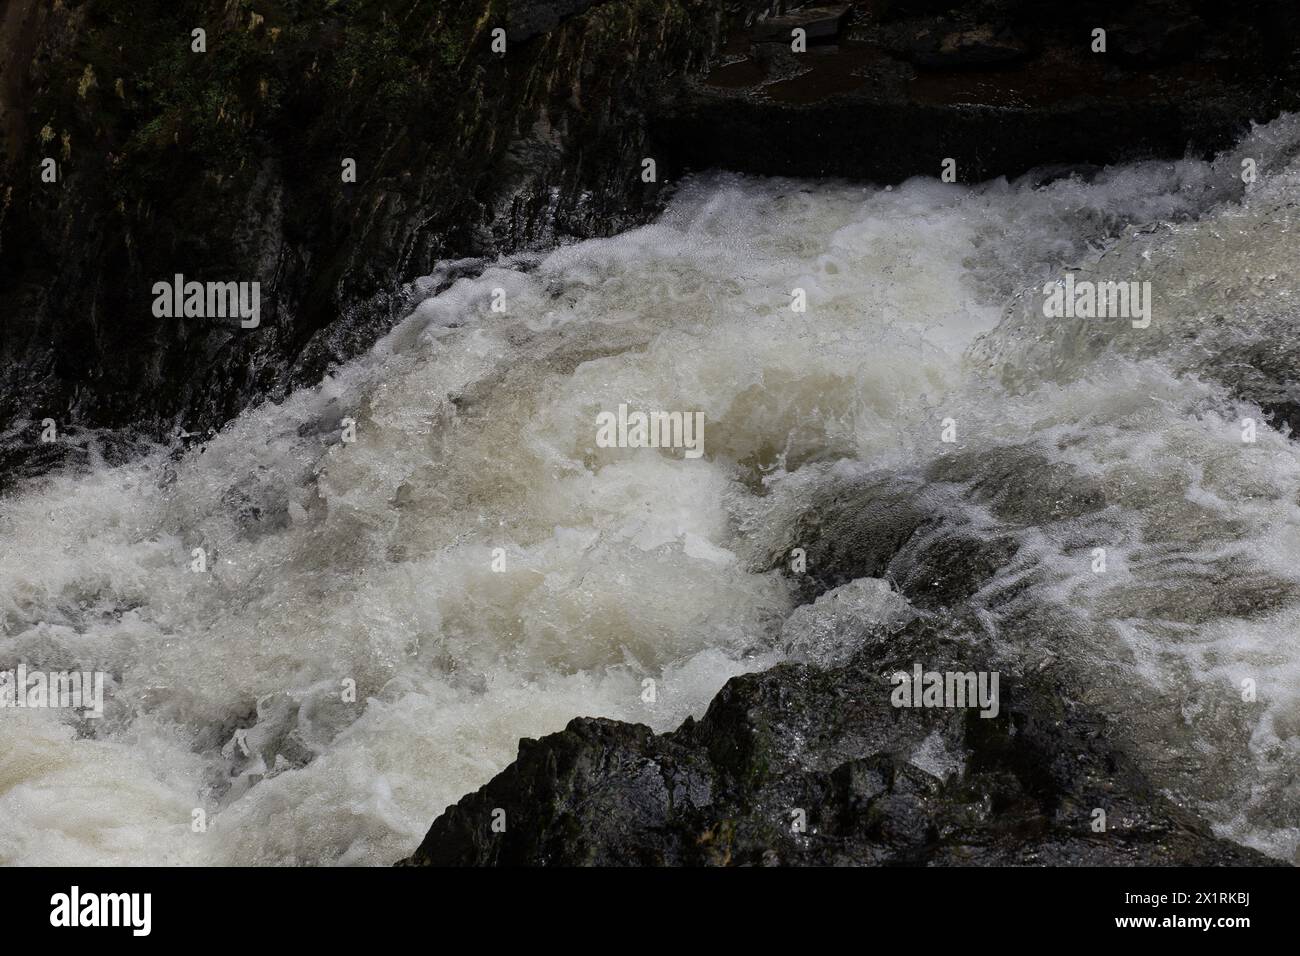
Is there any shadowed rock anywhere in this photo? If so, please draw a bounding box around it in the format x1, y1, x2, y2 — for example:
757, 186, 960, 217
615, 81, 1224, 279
509, 1, 610, 42
400, 618, 1279, 866
656, 1, 1300, 181
751, 5, 851, 43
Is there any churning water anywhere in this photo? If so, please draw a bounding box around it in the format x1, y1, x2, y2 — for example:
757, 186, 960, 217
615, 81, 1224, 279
3, 115, 1300, 865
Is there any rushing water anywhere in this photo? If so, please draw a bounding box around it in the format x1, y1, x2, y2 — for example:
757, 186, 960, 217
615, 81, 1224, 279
3, 115, 1300, 865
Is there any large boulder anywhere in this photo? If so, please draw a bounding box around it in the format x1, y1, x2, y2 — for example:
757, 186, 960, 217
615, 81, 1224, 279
400, 616, 1278, 865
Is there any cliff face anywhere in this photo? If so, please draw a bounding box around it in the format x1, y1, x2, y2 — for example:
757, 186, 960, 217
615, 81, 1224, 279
3, 1, 1298, 477
0, 0, 770, 476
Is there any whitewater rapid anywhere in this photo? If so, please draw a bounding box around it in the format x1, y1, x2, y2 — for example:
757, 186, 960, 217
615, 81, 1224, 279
3, 116, 1300, 865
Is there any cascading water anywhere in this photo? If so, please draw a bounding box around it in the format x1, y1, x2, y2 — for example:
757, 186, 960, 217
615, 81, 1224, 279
3, 114, 1299, 865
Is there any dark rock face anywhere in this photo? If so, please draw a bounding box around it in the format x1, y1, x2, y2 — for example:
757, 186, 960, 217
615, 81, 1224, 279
0, 0, 767, 476
509, 1, 612, 41
401, 617, 1277, 866
661, 1, 1300, 181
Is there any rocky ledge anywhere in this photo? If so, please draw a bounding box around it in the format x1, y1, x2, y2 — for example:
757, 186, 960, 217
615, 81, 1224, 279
658, 0, 1300, 181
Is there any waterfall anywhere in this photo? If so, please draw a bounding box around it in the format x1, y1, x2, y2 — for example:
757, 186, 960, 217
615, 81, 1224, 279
3, 114, 1300, 865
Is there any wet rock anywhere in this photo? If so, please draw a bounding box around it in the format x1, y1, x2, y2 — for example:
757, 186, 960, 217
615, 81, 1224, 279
400, 618, 1280, 866
758, 470, 1021, 611
751, 5, 851, 44
765, 473, 936, 602
660, 1, 1300, 181
509, 1, 609, 42
929, 447, 1109, 525
1263, 401, 1300, 437
0, 423, 155, 493
1110, 4, 1205, 66
898, 25, 1028, 70
890, 532, 1021, 611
